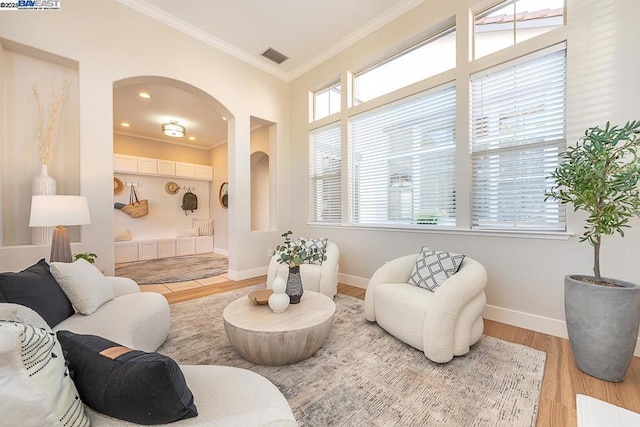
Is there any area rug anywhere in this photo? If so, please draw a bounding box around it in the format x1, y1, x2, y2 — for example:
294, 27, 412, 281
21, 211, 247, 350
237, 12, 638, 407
114, 253, 228, 284
158, 285, 546, 426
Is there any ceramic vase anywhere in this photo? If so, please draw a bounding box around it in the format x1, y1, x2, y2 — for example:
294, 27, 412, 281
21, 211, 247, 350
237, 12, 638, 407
31, 163, 57, 245
268, 277, 290, 313
286, 265, 303, 304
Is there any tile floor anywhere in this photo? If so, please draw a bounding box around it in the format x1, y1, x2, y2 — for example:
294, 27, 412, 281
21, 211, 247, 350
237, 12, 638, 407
139, 273, 229, 294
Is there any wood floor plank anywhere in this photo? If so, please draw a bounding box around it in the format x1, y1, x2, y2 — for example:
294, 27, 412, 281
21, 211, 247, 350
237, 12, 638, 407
152, 279, 640, 426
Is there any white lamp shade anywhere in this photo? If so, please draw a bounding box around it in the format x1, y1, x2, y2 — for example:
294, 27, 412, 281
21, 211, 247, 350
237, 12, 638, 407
29, 195, 91, 227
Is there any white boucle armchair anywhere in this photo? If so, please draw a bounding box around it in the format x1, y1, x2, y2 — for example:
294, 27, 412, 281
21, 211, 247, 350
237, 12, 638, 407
266, 241, 340, 298
364, 254, 487, 363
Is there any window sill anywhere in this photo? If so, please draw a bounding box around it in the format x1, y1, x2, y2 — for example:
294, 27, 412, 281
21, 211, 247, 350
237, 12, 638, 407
307, 223, 572, 241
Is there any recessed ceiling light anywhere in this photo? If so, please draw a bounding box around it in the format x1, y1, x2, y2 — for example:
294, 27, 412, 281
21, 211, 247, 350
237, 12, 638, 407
222, 116, 227, 121
188, 136, 196, 141
138, 92, 151, 99
121, 122, 130, 127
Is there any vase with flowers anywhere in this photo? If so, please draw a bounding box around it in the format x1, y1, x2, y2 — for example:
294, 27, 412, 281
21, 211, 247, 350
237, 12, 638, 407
274, 231, 327, 304
31, 80, 69, 245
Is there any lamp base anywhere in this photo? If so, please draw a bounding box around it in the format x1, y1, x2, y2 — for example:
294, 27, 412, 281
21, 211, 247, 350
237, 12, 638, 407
50, 225, 72, 263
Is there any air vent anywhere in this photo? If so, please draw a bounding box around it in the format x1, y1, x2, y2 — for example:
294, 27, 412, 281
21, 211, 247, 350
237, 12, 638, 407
261, 47, 288, 64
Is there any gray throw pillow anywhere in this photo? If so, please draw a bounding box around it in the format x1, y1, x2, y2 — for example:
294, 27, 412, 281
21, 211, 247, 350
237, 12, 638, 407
408, 247, 465, 292
297, 237, 328, 264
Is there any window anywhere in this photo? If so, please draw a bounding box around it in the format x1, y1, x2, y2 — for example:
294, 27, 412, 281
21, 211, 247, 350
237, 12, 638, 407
470, 46, 566, 230
353, 27, 456, 104
474, 0, 565, 59
313, 82, 341, 121
310, 124, 341, 223
350, 85, 456, 226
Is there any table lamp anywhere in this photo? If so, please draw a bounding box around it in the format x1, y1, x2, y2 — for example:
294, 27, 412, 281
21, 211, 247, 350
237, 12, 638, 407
29, 195, 91, 263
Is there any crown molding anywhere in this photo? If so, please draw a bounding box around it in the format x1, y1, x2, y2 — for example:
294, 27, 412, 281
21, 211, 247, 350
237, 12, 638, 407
117, 0, 289, 81
288, 0, 427, 80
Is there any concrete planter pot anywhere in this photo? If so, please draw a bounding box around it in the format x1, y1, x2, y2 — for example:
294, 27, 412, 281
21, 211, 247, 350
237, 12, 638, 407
564, 275, 640, 382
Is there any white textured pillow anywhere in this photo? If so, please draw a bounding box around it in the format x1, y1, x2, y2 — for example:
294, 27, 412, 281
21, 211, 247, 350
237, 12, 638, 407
50, 259, 115, 315
408, 246, 465, 292
0, 321, 88, 426
114, 229, 133, 242
177, 228, 199, 237
192, 218, 213, 236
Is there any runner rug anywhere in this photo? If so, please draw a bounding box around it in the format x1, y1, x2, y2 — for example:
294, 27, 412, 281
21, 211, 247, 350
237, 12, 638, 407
158, 285, 546, 426
115, 253, 228, 284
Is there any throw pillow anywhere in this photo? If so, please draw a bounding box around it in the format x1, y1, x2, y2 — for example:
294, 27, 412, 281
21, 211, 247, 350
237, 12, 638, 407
192, 218, 213, 236
0, 321, 88, 427
297, 237, 328, 264
114, 229, 133, 241
408, 247, 465, 292
0, 259, 74, 327
50, 259, 115, 315
57, 331, 198, 425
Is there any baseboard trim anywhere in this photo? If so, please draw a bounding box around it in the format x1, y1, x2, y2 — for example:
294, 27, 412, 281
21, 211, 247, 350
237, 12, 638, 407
228, 266, 267, 281
213, 248, 229, 256
338, 273, 368, 289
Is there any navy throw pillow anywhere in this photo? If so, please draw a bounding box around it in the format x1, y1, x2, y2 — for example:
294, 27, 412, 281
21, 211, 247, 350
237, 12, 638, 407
57, 331, 198, 425
0, 259, 74, 327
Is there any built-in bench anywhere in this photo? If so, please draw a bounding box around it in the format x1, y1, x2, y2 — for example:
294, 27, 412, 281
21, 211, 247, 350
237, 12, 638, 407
114, 236, 214, 263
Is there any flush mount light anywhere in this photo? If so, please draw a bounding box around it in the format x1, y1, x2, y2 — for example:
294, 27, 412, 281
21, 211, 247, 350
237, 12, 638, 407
138, 92, 151, 99
162, 121, 185, 138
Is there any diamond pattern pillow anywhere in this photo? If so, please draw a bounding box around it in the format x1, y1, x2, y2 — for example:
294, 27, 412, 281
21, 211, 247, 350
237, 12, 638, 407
297, 237, 328, 264
408, 247, 465, 292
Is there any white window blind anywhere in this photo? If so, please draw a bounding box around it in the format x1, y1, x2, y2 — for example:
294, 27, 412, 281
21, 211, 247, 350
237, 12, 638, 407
350, 85, 456, 226
471, 46, 566, 230
310, 123, 341, 223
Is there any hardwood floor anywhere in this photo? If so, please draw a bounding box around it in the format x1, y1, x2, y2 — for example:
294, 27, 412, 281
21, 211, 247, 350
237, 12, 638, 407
154, 278, 640, 426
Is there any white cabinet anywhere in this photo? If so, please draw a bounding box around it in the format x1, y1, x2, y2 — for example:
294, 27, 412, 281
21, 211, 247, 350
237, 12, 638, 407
195, 165, 213, 180
138, 240, 158, 260
114, 154, 138, 173
157, 239, 176, 258
195, 236, 214, 254
176, 237, 196, 256
114, 154, 212, 181
115, 241, 138, 263
176, 162, 196, 178
137, 157, 158, 175
157, 160, 176, 176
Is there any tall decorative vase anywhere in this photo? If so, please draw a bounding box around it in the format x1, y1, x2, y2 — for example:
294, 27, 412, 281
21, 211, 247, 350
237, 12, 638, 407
31, 163, 57, 245
286, 265, 304, 304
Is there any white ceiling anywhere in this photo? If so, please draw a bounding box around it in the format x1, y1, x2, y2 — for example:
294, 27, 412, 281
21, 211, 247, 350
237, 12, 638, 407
114, 0, 425, 149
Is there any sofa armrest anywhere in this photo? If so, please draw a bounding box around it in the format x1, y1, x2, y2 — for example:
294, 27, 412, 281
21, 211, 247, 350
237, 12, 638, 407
104, 276, 140, 297
364, 254, 417, 321
318, 242, 339, 297
421, 257, 487, 362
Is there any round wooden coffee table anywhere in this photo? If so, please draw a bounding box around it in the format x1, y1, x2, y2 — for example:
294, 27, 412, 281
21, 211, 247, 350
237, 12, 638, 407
222, 290, 335, 366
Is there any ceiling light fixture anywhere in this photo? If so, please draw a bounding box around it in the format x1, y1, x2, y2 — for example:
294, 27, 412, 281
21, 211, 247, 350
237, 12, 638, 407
121, 122, 130, 127
188, 136, 196, 141
162, 121, 185, 138
138, 92, 151, 99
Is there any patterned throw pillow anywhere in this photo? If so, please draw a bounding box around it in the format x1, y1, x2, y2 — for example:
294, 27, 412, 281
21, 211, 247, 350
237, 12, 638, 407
297, 237, 328, 265
192, 218, 214, 236
408, 247, 465, 292
0, 321, 88, 427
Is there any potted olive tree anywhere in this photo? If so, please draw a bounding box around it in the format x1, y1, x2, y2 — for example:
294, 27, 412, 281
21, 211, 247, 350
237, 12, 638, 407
546, 121, 640, 382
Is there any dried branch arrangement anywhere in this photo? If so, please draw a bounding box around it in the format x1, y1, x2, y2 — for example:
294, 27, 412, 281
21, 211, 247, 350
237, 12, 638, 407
33, 80, 69, 165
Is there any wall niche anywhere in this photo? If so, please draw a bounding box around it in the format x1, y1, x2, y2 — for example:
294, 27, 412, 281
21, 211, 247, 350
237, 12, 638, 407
0, 39, 80, 247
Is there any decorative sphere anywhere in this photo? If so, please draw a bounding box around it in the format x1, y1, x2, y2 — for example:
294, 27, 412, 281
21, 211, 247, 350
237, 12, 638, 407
272, 276, 286, 294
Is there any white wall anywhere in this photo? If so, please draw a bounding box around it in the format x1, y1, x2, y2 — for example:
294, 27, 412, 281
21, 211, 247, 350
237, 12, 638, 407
0, 0, 289, 276
288, 0, 640, 340
210, 143, 229, 254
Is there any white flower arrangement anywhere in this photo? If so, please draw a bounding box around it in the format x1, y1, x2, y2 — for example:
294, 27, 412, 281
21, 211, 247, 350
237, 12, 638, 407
33, 80, 69, 165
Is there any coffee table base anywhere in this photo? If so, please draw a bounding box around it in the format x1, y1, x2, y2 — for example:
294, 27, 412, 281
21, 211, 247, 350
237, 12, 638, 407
223, 315, 334, 366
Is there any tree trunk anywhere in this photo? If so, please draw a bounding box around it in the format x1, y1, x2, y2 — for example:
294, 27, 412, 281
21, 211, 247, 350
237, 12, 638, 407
593, 237, 601, 282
